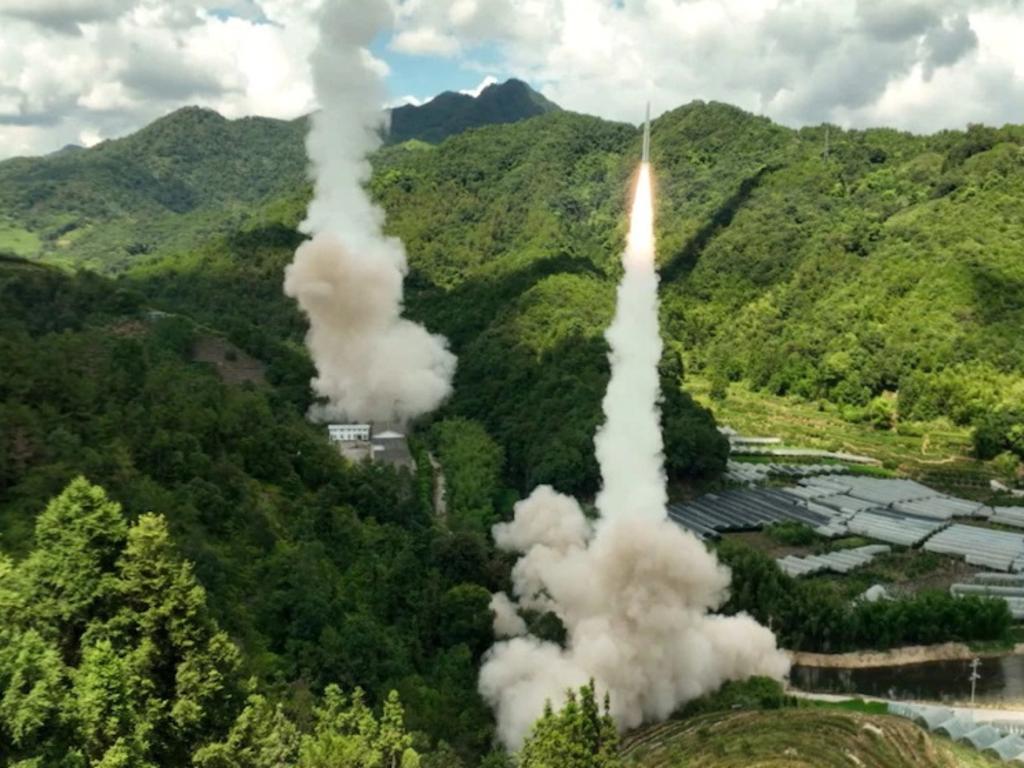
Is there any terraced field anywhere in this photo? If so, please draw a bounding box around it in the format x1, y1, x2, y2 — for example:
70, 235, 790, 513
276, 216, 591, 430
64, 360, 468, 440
621, 710, 1001, 768
689, 376, 991, 488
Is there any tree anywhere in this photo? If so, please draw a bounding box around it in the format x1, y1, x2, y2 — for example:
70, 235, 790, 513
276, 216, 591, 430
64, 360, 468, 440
438, 584, 493, 658
430, 419, 505, 534
17, 477, 128, 648
518, 682, 620, 768
92, 513, 241, 763
192, 693, 301, 768
298, 687, 419, 768
0, 479, 242, 766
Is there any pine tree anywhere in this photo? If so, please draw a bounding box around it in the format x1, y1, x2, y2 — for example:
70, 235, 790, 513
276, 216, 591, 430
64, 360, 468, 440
81, 512, 241, 764
0, 480, 242, 766
17, 477, 128, 651
192, 692, 302, 768
518, 682, 621, 768
298, 686, 419, 768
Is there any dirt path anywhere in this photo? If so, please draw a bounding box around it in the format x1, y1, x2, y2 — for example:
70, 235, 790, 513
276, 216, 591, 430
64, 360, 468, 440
428, 452, 447, 524
789, 642, 1024, 669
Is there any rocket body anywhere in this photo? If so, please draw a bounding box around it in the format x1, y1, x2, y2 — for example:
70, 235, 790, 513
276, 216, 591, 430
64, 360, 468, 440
642, 102, 651, 162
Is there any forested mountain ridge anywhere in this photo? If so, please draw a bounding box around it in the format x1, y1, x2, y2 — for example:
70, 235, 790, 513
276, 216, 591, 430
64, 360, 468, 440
0, 106, 309, 272
388, 78, 561, 145
7, 98, 1022, 477
0, 79, 558, 273
374, 103, 1024, 465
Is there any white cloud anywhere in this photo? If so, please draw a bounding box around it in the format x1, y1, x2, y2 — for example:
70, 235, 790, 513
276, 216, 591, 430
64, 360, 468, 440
390, 26, 460, 56
0, 0, 320, 158
460, 74, 498, 97
395, 0, 1024, 134
0, 0, 137, 33
386, 94, 425, 108
1, 0, 1023, 159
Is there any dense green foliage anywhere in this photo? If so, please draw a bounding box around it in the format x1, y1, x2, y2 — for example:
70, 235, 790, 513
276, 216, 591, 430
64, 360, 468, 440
0, 479, 238, 765
0, 260, 500, 761
519, 683, 620, 768
0, 109, 309, 272
675, 677, 786, 718
764, 521, 820, 547
718, 540, 1012, 652
388, 79, 560, 145
5, 94, 1024, 763
0, 478, 429, 766
654, 110, 1024, 448
429, 418, 506, 534
4, 100, 1023, 459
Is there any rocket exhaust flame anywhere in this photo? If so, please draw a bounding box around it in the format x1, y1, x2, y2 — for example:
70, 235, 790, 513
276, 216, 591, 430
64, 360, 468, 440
478, 120, 789, 749
625, 162, 654, 269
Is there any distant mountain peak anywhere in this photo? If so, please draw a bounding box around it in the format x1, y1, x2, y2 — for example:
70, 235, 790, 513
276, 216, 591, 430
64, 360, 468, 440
387, 78, 560, 145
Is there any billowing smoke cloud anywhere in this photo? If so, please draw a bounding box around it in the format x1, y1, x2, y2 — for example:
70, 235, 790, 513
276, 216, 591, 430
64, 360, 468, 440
284, 0, 455, 424
479, 164, 789, 748
490, 592, 527, 639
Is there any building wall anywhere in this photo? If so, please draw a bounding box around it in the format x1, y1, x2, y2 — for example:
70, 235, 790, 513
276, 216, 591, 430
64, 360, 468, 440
328, 424, 371, 442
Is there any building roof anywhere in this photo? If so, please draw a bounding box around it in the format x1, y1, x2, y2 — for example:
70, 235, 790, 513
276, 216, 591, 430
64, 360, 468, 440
371, 435, 414, 468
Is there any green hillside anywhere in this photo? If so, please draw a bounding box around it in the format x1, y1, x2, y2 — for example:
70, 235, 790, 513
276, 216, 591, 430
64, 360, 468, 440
0, 257, 501, 762
122, 110, 727, 497
6, 100, 1019, 481
0, 107, 309, 271
3, 95, 1024, 765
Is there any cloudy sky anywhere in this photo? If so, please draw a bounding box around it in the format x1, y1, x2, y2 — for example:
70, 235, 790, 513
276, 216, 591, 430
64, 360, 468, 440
1, 0, 1023, 159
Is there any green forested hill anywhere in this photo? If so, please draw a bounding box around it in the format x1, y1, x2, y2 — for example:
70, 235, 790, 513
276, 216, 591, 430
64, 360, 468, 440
0, 107, 309, 271
7, 100, 1020, 478
3, 96, 1024, 765
388, 78, 561, 145
0, 257, 503, 762
126, 110, 728, 496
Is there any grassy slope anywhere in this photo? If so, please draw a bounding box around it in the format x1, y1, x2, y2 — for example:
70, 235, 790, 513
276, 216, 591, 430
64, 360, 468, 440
689, 376, 979, 478
621, 710, 1002, 768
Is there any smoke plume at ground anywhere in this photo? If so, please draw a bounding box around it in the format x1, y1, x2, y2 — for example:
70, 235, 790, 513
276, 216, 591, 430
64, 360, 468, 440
284, 0, 454, 423
478, 163, 789, 748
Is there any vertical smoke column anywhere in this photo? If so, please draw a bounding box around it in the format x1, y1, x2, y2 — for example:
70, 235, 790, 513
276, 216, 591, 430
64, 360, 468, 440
593, 162, 665, 522
479, 142, 789, 749
284, 0, 455, 423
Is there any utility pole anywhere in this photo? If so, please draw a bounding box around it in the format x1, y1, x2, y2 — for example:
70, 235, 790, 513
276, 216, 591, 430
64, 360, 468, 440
824, 125, 830, 161
970, 657, 981, 705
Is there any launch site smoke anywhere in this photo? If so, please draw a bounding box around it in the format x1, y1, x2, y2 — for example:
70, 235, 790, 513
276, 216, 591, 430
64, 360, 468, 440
284, 0, 455, 424
478, 113, 789, 748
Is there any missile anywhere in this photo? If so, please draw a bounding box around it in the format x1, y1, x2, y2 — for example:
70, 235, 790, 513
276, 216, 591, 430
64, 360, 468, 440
642, 102, 651, 163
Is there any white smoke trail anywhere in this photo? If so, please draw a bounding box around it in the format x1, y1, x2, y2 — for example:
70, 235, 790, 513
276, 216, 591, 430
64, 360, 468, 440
479, 162, 789, 748
284, 0, 455, 423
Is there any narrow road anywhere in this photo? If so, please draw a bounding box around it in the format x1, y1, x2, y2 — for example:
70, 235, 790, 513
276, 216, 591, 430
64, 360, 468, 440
428, 452, 447, 524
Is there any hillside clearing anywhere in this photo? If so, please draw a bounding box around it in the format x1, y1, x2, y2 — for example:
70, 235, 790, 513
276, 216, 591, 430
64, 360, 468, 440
690, 376, 993, 488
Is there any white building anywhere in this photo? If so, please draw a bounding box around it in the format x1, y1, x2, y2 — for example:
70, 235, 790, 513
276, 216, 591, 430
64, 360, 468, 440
326, 423, 415, 470
327, 424, 371, 443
